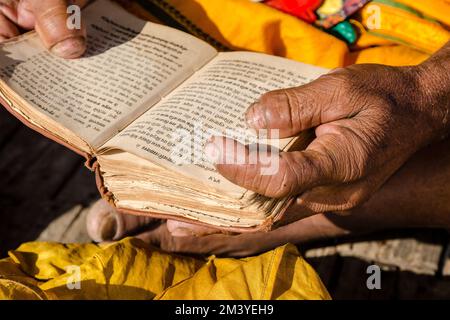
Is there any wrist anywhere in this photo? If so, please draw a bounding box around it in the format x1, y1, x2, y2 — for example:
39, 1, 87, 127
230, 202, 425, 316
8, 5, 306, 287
414, 43, 450, 140
406, 62, 450, 142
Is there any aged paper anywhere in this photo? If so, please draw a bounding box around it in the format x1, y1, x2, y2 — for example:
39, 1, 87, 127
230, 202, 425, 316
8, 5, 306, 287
0, 0, 216, 148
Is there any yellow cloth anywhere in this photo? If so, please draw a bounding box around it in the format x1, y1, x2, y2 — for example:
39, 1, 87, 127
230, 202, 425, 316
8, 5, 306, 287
163, 0, 349, 68
357, 0, 450, 55
394, 0, 450, 27
158, 0, 448, 67
0, 238, 330, 300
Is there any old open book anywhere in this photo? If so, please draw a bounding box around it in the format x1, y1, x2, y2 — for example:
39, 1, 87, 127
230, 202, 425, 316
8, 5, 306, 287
0, 0, 327, 232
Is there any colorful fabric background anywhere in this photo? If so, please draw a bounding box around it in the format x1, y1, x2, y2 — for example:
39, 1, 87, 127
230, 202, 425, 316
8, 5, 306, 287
150, 0, 449, 67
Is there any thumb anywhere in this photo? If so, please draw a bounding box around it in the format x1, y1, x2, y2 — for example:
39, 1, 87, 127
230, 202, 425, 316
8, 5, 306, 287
26, 0, 86, 58
245, 69, 358, 138
205, 136, 334, 198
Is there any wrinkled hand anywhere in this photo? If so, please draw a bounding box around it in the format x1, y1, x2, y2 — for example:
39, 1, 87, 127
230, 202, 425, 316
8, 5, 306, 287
205, 63, 449, 220
149, 59, 449, 257
0, 0, 87, 58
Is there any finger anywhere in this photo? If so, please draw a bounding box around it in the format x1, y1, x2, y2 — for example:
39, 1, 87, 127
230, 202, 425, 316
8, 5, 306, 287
284, 183, 372, 224
205, 136, 333, 198
86, 199, 157, 242
245, 70, 360, 138
0, 12, 19, 39
207, 112, 386, 198
16, 0, 35, 29
136, 223, 275, 257
294, 182, 373, 214
135, 222, 168, 247
26, 0, 86, 58
0, 1, 18, 25
287, 158, 393, 216
166, 220, 223, 237
136, 222, 227, 255
0, 0, 35, 29
139, 215, 354, 255
270, 212, 351, 243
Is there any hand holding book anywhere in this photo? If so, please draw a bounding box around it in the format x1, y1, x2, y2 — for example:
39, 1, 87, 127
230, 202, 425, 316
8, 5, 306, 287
0, 0, 88, 58
145, 43, 450, 256
199, 45, 450, 229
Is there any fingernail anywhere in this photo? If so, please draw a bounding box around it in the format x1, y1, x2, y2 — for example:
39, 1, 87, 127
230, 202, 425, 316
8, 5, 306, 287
50, 36, 86, 59
205, 141, 221, 164
246, 102, 267, 129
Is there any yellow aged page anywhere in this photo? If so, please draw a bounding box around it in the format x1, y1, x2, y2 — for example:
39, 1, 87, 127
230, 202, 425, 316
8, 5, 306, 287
102, 51, 328, 196
0, 0, 216, 149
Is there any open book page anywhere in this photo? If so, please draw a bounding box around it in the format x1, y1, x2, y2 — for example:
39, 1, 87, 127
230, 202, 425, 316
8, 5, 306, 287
0, 0, 216, 151
101, 51, 328, 196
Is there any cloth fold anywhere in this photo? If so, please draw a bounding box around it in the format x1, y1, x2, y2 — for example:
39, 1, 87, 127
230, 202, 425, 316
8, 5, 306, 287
156, 0, 448, 66
0, 238, 330, 300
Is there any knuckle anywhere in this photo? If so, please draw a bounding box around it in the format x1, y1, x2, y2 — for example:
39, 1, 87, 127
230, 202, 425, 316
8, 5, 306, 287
263, 152, 315, 198
289, 153, 314, 188
265, 181, 291, 198
258, 90, 280, 106
260, 89, 301, 120
322, 124, 372, 182
320, 68, 366, 116
339, 184, 373, 211
263, 162, 296, 198
339, 190, 371, 211
35, 3, 67, 21
281, 89, 303, 130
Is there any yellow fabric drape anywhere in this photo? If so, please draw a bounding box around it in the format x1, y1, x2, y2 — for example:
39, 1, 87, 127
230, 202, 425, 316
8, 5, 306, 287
164, 0, 349, 68
0, 238, 330, 300
394, 0, 450, 27
357, 0, 450, 55
160, 0, 448, 67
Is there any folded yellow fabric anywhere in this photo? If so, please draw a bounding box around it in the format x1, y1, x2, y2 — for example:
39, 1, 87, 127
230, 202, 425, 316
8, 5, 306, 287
0, 238, 330, 300
394, 0, 450, 27
146, 0, 449, 67
347, 44, 430, 66
162, 0, 349, 68
357, 0, 450, 54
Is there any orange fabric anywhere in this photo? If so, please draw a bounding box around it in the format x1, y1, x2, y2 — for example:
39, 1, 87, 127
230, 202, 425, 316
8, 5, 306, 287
161, 0, 449, 67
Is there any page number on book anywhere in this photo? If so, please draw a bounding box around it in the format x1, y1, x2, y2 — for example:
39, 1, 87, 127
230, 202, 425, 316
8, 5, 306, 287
208, 176, 221, 184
